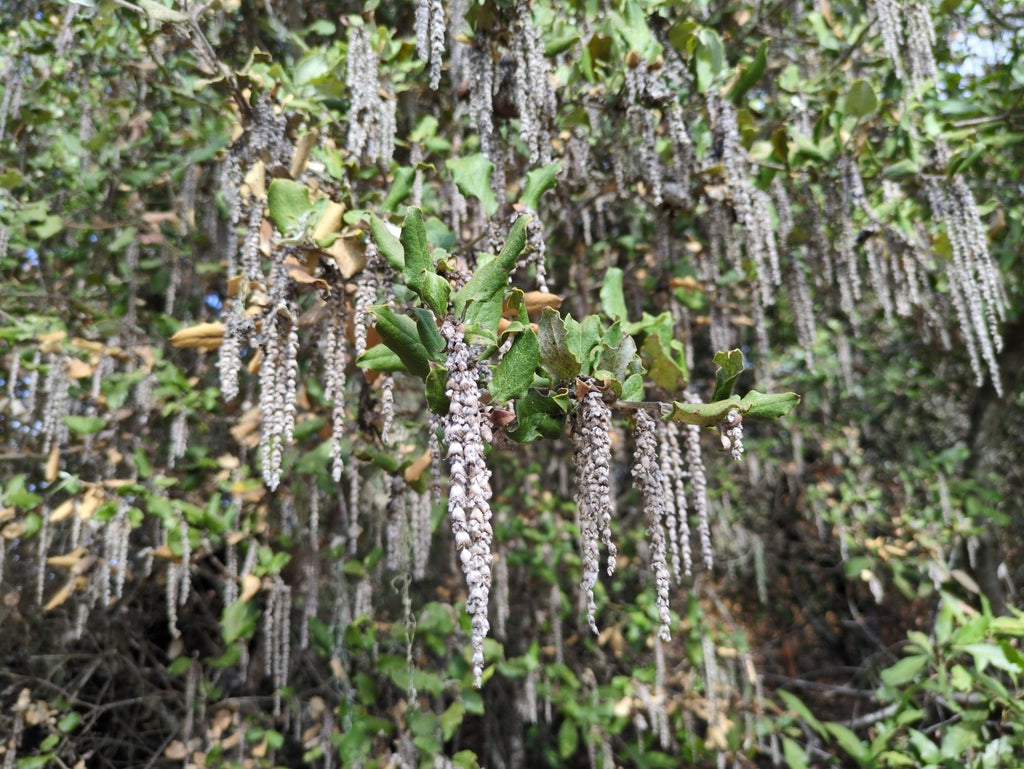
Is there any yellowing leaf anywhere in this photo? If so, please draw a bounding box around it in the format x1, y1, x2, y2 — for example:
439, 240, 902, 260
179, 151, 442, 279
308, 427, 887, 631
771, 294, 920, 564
71, 338, 105, 354
170, 322, 224, 350
239, 573, 262, 603
1, 521, 27, 540
65, 359, 93, 380
47, 547, 88, 568
163, 740, 188, 761
39, 330, 67, 354
77, 489, 104, 520
403, 449, 432, 484
284, 254, 329, 291
312, 200, 346, 243
515, 291, 563, 320
325, 236, 367, 278
290, 129, 319, 179
45, 445, 60, 482
43, 581, 74, 612
242, 161, 267, 199
49, 498, 75, 523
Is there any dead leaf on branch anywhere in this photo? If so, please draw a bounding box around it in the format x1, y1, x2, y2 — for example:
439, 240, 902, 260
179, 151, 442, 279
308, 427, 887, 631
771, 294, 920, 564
283, 254, 330, 292
170, 322, 224, 350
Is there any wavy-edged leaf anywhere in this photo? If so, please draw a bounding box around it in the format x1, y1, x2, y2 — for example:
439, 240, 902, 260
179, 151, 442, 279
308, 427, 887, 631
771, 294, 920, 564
402, 207, 450, 314
370, 306, 430, 378
508, 390, 567, 443
597, 334, 636, 382
446, 154, 498, 216
401, 207, 430, 286
600, 267, 628, 320
267, 179, 314, 234
667, 396, 740, 427
357, 344, 406, 373
537, 307, 581, 380
642, 334, 688, 393
370, 214, 404, 271
383, 166, 415, 211
412, 307, 445, 358
453, 214, 530, 323
521, 162, 561, 210
426, 366, 449, 415
737, 389, 801, 420
490, 328, 540, 403
711, 349, 745, 402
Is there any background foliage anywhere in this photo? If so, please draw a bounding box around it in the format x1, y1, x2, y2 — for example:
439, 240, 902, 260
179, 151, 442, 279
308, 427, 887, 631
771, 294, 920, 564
1, 1, 1022, 768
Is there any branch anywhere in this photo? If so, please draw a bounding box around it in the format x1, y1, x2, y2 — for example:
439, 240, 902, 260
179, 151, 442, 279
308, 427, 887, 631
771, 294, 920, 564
844, 702, 900, 729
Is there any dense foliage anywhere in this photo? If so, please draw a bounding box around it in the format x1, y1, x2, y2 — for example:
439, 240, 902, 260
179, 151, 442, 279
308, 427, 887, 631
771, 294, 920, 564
1, 1, 1022, 768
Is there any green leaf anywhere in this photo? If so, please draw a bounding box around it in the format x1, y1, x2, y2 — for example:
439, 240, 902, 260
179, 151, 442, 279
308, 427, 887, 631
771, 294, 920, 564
383, 166, 415, 211
694, 28, 724, 93
16, 756, 55, 769
620, 373, 644, 401
711, 349, 745, 402
521, 162, 561, 210
618, 0, 659, 61
777, 690, 826, 737
370, 214, 404, 271
600, 267, 628, 320
537, 308, 581, 380
221, 598, 260, 644
781, 737, 810, 769
882, 159, 920, 179
402, 207, 451, 314
440, 701, 467, 741
958, 643, 1022, 674
136, 0, 189, 23
34, 215, 63, 239
597, 334, 637, 382
453, 215, 530, 323
641, 334, 688, 393
728, 39, 769, 104
990, 614, 1024, 637
880, 653, 929, 687
558, 719, 579, 759
401, 207, 430, 285
452, 750, 481, 769
824, 722, 867, 762
908, 729, 940, 763
843, 79, 878, 118
357, 344, 407, 373
426, 366, 449, 415
446, 154, 498, 216
571, 315, 603, 374
0, 168, 23, 188
412, 307, 445, 357
667, 396, 739, 427
267, 179, 314, 234
490, 329, 540, 403
737, 390, 801, 420
507, 390, 566, 443
63, 415, 107, 435
370, 306, 431, 378
57, 711, 82, 733
940, 724, 981, 759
